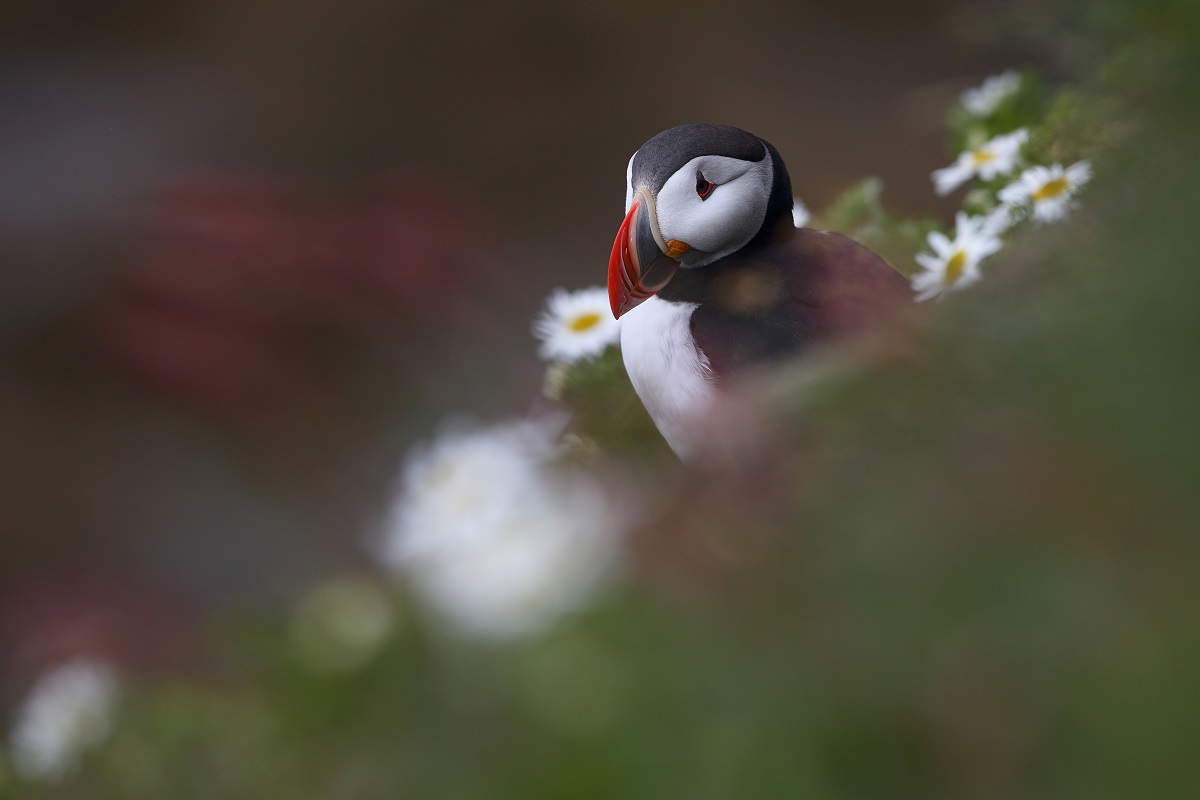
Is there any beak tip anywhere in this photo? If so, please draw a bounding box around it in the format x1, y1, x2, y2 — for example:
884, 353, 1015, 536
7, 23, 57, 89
608, 284, 623, 320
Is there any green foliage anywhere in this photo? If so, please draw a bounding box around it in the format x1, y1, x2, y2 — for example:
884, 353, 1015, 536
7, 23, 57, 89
545, 347, 671, 461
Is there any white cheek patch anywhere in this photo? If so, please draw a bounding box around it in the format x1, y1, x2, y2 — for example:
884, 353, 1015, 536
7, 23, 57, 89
654, 155, 773, 264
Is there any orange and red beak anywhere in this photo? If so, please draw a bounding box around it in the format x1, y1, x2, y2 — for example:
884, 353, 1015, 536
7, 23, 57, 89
608, 189, 687, 318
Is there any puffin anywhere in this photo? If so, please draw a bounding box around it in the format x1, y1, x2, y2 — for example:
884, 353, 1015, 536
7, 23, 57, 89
608, 123, 911, 458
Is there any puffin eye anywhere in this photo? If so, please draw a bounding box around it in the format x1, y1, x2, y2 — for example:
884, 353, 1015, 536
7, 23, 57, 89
695, 172, 715, 200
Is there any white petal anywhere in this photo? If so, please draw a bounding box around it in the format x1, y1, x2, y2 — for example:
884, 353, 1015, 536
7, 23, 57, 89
927, 231, 954, 256
998, 181, 1028, 205
914, 282, 944, 302
1065, 160, 1093, 186
960, 70, 1021, 116
974, 237, 1003, 260
932, 162, 973, 196
982, 207, 1014, 236
914, 252, 942, 272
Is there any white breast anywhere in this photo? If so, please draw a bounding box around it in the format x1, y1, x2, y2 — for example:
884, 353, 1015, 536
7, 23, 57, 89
619, 296, 716, 459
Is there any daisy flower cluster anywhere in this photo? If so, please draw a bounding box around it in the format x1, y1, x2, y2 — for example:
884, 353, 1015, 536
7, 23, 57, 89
912, 70, 1093, 300
377, 417, 624, 640
8, 658, 119, 781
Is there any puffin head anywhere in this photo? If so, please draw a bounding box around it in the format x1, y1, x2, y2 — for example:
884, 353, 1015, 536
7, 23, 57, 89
609, 124, 794, 318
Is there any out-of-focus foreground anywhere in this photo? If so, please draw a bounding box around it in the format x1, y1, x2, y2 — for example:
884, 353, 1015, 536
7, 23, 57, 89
2, 0, 1199, 797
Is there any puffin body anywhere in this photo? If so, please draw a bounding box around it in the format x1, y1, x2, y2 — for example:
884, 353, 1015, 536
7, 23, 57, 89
609, 124, 910, 458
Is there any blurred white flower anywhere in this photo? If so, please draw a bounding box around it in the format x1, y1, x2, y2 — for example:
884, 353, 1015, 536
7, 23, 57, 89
378, 418, 623, 640
791, 198, 810, 228
911, 212, 1003, 302
932, 128, 1028, 195
533, 287, 621, 363
961, 70, 1021, 116
981, 204, 1016, 237
10, 659, 118, 781
999, 161, 1093, 223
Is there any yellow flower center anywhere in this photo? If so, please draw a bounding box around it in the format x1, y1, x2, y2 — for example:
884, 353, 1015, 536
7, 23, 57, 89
568, 312, 602, 333
944, 250, 967, 285
1033, 177, 1070, 202
970, 148, 995, 167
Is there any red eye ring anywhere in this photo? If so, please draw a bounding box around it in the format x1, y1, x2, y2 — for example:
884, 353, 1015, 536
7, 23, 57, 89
695, 173, 714, 200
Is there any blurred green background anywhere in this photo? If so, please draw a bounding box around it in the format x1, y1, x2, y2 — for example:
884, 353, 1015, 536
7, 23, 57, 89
2, 0, 1199, 797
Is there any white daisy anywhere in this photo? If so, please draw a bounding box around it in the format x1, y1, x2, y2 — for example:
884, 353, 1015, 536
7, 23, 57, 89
791, 198, 811, 228
533, 286, 620, 363
377, 417, 623, 640
911, 212, 1003, 302
961, 69, 1021, 116
981, 203, 1016, 237
932, 128, 1028, 196
10, 659, 118, 781
998, 161, 1093, 223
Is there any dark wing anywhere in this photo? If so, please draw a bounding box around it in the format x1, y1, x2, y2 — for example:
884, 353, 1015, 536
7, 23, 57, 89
690, 228, 911, 379
785, 228, 912, 336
